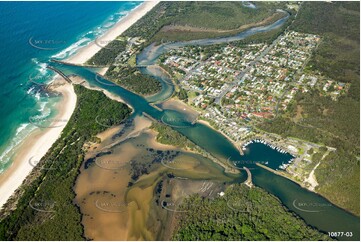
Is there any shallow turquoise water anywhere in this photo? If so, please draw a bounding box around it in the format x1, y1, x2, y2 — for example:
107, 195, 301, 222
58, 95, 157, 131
52, 45, 359, 241
0, 1, 142, 172
0, 2, 359, 240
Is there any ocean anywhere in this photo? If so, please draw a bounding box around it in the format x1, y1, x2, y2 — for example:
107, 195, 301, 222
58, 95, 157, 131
0, 1, 142, 173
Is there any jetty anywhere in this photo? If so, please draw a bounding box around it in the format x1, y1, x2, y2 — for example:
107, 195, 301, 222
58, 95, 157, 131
46, 66, 72, 84
256, 162, 293, 182
149, 103, 163, 112
142, 112, 158, 122
50, 59, 105, 68
243, 167, 253, 188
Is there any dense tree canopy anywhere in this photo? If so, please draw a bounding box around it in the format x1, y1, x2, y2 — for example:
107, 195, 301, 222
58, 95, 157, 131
0, 85, 131, 240
173, 185, 331, 241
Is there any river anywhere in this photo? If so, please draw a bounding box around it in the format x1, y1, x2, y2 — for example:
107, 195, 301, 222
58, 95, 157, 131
50, 11, 359, 240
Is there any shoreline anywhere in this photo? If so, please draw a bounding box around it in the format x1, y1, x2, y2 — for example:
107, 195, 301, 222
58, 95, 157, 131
0, 1, 159, 209
197, 119, 242, 153
257, 162, 319, 196
0, 78, 77, 208
70, 75, 134, 112
256, 163, 360, 217
155, 97, 241, 174
66, 1, 160, 65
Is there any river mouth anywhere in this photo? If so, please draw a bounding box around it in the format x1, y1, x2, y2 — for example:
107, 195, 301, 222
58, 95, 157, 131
53, 9, 359, 240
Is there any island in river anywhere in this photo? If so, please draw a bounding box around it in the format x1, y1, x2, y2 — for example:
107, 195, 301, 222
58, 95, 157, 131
0, 1, 359, 241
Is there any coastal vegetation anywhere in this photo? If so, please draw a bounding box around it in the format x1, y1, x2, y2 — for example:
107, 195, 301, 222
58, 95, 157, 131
79, 121, 236, 240
0, 85, 131, 240
86, 1, 292, 96
150, 121, 239, 174
87, 38, 127, 66
290, 2, 359, 86
236, 17, 292, 45
150, 122, 195, 150
106, 65, 162, 95
85, 38, 162, 96
176, 88, 188, 101
258, 1, 360, 215
173, 184, 330, 240
123, 153, 235, 240
124, 1, 289, 43
90, 1, 291, 65
151, 11, 287, 43
1, 1, 357, 240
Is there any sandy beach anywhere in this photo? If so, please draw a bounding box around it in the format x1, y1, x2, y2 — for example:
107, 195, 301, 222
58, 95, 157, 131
66, 1, 160, 65
0, 78, 77, 208
0, 1, 160, 209
160, 98, 199, 118
198, 119, 242, 151
70, 75, 133, 111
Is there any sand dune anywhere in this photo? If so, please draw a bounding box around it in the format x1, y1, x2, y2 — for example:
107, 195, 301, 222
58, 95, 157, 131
0, 78, 77, 208
66, 1, 160, 65
0, 1, 159, 209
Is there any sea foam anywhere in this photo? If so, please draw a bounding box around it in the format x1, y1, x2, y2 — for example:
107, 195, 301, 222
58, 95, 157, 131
51, 37, 91, 59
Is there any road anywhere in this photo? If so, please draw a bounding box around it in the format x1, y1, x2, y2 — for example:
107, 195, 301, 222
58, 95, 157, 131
215, 34, 285, 105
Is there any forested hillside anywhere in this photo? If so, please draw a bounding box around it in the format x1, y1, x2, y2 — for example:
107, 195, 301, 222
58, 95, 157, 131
259, 1, 360, 215
173, 185, 331, 241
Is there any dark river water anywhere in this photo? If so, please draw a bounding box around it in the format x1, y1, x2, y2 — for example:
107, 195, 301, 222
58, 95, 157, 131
50, 12, 359, 240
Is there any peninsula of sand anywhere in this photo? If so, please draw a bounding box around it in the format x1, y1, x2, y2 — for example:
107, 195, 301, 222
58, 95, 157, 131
0, 1, 159, 208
